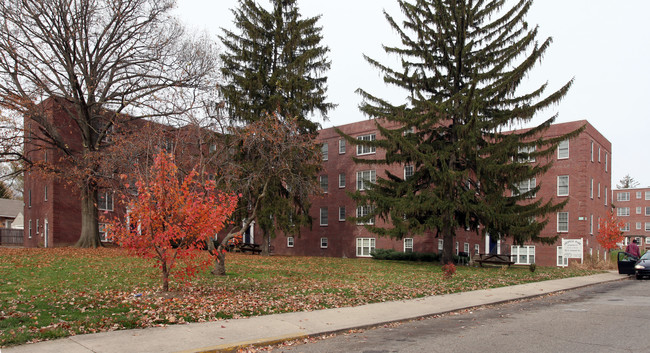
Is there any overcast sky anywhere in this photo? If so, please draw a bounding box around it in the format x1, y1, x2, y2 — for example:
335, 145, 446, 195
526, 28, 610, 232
175, 0, 650, 188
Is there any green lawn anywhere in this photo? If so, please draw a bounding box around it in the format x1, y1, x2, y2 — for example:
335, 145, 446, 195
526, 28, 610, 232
0, 247, 601, 347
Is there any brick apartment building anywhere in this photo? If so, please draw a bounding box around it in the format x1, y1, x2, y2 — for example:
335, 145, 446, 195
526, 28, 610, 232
613, 187, 650, 251
24, 104, 613, 266
269, 119, 612, 267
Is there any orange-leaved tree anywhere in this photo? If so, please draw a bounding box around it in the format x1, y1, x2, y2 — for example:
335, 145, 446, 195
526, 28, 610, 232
597, 210, 625, 254
110, 151, 238, 291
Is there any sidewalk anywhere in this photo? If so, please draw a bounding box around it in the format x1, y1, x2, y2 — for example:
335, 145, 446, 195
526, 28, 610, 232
4, 272, 626, 353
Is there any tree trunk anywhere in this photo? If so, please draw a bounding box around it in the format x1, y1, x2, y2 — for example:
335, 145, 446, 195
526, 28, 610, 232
261, 232, 270, 256
441, 222, 455, 264
75, 183, 102, 248
212, 251, 226, 276
162, 262, 169, 291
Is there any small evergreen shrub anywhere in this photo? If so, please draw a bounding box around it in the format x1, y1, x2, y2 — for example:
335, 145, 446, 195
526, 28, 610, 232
529, 263, 536, 272
370, 248, 440, 262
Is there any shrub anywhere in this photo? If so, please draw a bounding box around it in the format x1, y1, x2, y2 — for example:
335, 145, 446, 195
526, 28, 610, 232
529, 263, 536, 272
370, 248, 440, 262
442, 262, 456, 279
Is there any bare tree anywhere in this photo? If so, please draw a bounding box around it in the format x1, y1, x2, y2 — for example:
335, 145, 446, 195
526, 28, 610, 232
0, 0, 219, 247
617, 174, 640, 189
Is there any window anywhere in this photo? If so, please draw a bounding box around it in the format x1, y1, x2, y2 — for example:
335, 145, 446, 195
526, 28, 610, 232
557, 176, 569, 196
356, 170, 376, 190
44, 150, 48, 163
320, 237, 328, 248
646, 207, 650, 216
647, 237, 650, 245
320, 207, 328, 226
617, 207, 630, 217
403, 126, 415, 135
637, 222, 642, 230
621, 223, 630, 232
356, 134, 376, 155
287, 237, 294, 247
598, 183, 601, 198
590, 141, 594, 162
557, 139, 569, 159
338, 173, 345, 188
590, 179, 593, 199
320, 175, 328, 193
617, 192, 630, 201
463, 242, 470, 254
646, 191, 650, 200
438, 239, 443, 251
455, 241, 459, 255
209, 144, 217, 153
98, 191, 113, 211
99, 223, 109, 242
512, 245, 535, 265
557, 212, 569, 232
404, 165, 414, 179
44, 185, 48, 201
557, 246, 568, 267
605, 152, 608, 172
637, 191, 643, 199
590, 214, 593, 235
518, 146, 536, 163
605, 187, 608, 205
639, 207, 644, 215
474, 244, 480, 255
338, 206, 346, 221
321, 143, 328, 161
598, 147, 601, 162
356, 238, 375, 257
356, 205, 375, 225
514, 178, 536, 197
28, 219, 32, 239
36, 219, 39, 234
338, 139, 346, 154
28, 189, 31, 208
404, 238, 414, 253
646, 223, 650, 232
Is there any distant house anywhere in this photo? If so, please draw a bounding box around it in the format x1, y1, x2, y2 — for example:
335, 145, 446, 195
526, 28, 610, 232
613, 187, 650, 250
0, 198, 24, 229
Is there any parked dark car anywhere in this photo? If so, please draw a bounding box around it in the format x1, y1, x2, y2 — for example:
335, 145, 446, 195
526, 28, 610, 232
618, 251, 650, 279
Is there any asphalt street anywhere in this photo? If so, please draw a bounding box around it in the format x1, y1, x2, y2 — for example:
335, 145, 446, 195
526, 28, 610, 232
266, 279, 649, 353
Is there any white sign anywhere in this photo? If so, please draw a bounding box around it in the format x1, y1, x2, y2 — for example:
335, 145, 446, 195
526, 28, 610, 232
562, 238, 583, 259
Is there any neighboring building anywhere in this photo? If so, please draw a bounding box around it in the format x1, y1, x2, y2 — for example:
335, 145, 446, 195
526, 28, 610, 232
270, 119, 612, 267
613, 187, 650, 250
0, 198, 24, 229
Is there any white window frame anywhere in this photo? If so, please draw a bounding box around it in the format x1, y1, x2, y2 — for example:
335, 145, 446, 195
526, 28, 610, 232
646, 223, 650, 232
356, 205, 375, 225
438, 239, 443, 251
404, 238, 414, 253
646, 191, 650, 200
474, 244, 480, 255
646, 207, 650, 216
44, 185, 48, 201
320, 175, 328, 193
617, 207, 630, 217
514, 178, 536, 197
356, 238, 376, 257
557, 175, 569, 196
605, 152, 608, 172
356, 134, 376, 155
512, 245, 535, 265
320, 237, 328, 248
320, 207, 328, 226
590, 141, 594, 162
637, 222, 642, 230
637, 207, 642, 215
338, 206, 346, 221
356, 170, 376, 191
590, 214, 593, 235
36, 218, 39, 234
28, 219, 32, 238
557, 212, 569, 232
321, 143, 328, 161
287, 237, 294, 247
518, 145, 536, 163
338, 173, 345, 188
557, 140, 569, 159
598, 183, 601, 198
98, 191, 114, 211
617, 192, 630, 202
605, 187, 608, 205
455, 241, 459, 255
463, 242, 470, 254
637, 191, 643, 199
404, 165, 414, 179
590, 178, 593, 199
99, 223, 109, 242
621, 223, 630, 232
557, 246, 569, 267
338, 139, 346, 154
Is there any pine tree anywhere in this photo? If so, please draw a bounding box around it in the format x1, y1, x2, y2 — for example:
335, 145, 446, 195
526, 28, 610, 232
346, 0, 582, 263
219, 0, 334, 252
220, 0, 334, 134
617, 174, 640, 189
